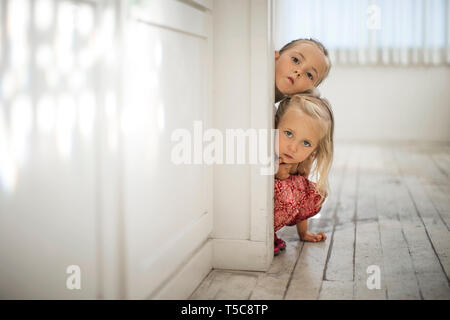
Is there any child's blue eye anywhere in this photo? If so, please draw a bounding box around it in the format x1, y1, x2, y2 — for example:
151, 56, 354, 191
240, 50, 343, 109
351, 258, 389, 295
302, 140, 311, 147
284, 130, 293, 138
307, 72, 313, 80
292, 57, 300, 64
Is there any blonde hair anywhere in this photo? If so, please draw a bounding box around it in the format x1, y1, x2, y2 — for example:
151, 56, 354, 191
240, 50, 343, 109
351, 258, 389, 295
279, 38, 331, 87
275, 93, 334, 199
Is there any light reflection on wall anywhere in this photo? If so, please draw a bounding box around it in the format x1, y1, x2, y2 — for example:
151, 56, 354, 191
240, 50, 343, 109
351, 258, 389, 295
157, 103, 165, 132
35, 0, 53, 32
76, 4, 94, 36
1, 70, 16, 100
10, 96, 33, 169
36, 45, 54, 69
78, 91, 96, 139
8, 0, 30, 68
123, 21, 163, 165
105, 91, 118, 152
97, 7, 115, 66
0, 105, 18, 194
56, 94, 76, 158
37, 95, 56, 134
56, 2, 75, 74
0, 0, 119, 193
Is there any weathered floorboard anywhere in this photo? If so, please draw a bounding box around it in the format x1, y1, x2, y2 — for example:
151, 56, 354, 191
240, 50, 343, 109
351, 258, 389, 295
392, 147, 450, 300
189, 143, 450, 300
394, 148, 450, 284
353, 145, 386, 299
376, 146, 421, 299
284, 144, 352, 299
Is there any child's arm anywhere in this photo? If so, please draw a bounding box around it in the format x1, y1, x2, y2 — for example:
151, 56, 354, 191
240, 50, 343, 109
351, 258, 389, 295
288, 162, 300, 175
296, 152, 315, 177
296, 219, 327, 242
296, 160, 312, 177
275, 156, 292, 180
275, 162, 292, 180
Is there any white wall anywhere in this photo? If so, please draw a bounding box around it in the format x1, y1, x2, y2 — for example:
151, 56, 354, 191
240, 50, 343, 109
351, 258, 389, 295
0, 0, 279, 299
118, 0, 214, 299
0, 0, 215, 300
212, 0, 274, 271
0, 0, 103, 299
320, 66, 450, 142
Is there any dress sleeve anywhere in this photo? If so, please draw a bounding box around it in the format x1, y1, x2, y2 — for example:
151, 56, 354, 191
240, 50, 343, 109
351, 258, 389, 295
274, 177, 300, 232
289, 175, 324, 225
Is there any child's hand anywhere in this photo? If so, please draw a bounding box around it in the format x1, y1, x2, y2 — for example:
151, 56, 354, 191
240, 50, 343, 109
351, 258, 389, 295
299, 231, 327, 242
275, 157, 292, 180
297, 152, 315, 177
288, 163, 300, 175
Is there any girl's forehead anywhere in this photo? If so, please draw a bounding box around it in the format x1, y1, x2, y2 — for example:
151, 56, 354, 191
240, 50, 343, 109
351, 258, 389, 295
281, 108, 311, 126
287, 42, 321, 55
280, 108, 323, 138
285, 42, 327, 77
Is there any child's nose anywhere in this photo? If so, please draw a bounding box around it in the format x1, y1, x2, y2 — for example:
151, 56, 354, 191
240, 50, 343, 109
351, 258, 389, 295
288, 142, 297, 153
294, 69, 304, 78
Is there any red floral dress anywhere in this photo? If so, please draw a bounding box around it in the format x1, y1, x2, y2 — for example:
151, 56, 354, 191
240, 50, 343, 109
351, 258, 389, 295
274, 174, 323, 232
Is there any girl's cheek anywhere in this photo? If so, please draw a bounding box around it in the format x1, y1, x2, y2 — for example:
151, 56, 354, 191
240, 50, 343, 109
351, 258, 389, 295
278, 138, 286, 151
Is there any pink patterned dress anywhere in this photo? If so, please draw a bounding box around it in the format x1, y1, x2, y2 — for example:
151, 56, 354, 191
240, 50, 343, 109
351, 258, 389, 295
274, 175, 324, 232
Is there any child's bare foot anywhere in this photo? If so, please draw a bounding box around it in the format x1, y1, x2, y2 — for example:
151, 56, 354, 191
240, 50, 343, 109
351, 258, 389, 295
299, 231, 327, 242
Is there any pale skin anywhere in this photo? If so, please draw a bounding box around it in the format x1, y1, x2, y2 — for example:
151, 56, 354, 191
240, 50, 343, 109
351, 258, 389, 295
274, 42, 328, 103
275, 108, 327, 243
274, 42, 328, 176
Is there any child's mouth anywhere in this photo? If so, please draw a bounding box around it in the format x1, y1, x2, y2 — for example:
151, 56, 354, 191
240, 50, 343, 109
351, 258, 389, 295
283, 153, 294, 160
288, 77, 294, 84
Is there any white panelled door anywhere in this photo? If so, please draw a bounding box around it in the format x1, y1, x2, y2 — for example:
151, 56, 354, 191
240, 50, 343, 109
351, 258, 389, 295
120, 0, 213, 299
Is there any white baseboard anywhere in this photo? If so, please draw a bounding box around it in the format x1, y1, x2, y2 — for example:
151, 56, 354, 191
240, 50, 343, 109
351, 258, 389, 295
212, 238, 272, 271
152, 240, 213, 299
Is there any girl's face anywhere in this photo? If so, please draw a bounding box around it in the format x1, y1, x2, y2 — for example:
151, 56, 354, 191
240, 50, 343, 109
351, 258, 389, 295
277, 107, 322, 164
275, 42, 327, 95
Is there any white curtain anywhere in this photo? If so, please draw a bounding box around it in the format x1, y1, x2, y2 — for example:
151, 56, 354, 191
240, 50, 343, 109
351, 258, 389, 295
274, 0, 450, 66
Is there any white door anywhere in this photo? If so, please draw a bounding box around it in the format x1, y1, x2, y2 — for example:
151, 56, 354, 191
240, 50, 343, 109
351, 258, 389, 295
120, 0, 213, 299
0, 0, 101, 299
0, 0, 213, 299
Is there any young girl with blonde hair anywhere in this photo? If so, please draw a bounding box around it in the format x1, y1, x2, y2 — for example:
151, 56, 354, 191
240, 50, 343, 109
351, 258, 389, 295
273, 93, 334, 255
275, 38, 331, 103
274, 37, 332, 198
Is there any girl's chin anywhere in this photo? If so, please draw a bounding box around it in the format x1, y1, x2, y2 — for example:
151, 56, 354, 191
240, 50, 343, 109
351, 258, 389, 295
281, 157, 297, 164
276, 87, 290, 95
275, 82, 291, 94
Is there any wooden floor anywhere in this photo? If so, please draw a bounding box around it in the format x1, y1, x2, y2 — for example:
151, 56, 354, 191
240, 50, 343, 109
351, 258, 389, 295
189, 142, 450, 300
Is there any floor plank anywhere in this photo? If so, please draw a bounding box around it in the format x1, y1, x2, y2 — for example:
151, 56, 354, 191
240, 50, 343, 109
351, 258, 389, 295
284, 144, 352, 299
189, 143, 450, 300
284, 237, 332, 299
353, 145, 386, 299
321, 147, 359, 285
190, 270, 260, 300
394, 148, 450, 283
376, 146, 421, 299
424, 183, 450, 231
430, 153, 450, 178
249, 227, 303, 300
319, 280, 354, 300
391, 147, 450, 300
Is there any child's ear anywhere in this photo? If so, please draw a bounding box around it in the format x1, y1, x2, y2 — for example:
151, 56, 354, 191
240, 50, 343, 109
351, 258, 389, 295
275, 50, 280, 60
